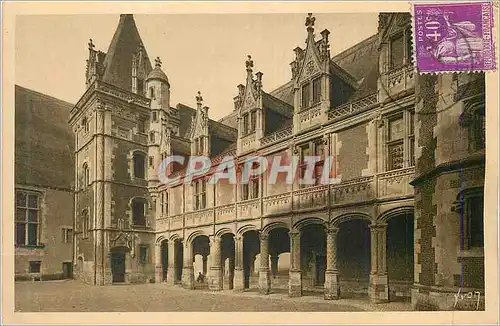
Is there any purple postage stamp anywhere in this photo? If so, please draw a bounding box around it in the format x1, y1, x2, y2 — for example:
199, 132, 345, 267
413, 2, 496, 73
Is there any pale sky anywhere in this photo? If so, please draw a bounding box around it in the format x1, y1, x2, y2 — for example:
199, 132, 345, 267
16, 13, 379, 120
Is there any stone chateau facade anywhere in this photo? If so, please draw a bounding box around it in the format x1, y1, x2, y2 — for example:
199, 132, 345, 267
69, 13, 485, 310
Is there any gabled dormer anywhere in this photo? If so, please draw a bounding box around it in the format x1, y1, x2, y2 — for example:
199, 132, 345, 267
236, 55, 264, 154
377, 13, 414, 101
291, 13, 332, 133
190, 91, 210, 156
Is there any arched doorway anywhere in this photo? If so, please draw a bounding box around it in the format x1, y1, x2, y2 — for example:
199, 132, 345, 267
221, 233, 235, 290
192, 235, 210, 288
337, 219, 371, 297
386, 211, 414, 300
110, 246, 129, 283
242, 230, 260, 289
269, 227, 290, 291
301, 223, 327, 290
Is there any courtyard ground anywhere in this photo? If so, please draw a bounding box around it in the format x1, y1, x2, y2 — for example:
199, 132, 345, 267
15, 280, 412, 312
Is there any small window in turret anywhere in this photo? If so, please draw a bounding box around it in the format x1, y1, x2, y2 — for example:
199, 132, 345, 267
137, 79, 144, 95
152, 111, 157, 122
149, 87, 155, 99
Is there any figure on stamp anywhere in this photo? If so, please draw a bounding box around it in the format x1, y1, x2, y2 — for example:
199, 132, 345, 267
434, 13, 483, 63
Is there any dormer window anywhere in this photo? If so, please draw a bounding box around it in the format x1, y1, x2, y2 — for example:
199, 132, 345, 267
242, 111, 257, 135
301, 83, 310, 108
312, 77, 321, 104
137, 79, 144, 95
194, 137, 205, 155
389, 28, 412, 70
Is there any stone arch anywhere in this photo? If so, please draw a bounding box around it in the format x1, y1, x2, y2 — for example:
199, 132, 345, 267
168, 233, 182, 242
377, 206, 414, 223
237, 224, 260, 237
215, 228, 234, 239
330, 212, 373, 227
186, 230, 208, 244
155, 235, 167, 245
293, 216, 327, 231
262, 221, 290, 235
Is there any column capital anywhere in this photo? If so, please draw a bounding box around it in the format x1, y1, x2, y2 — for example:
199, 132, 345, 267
326, 226, 339, 234
260, 233, 269, 241
369, 222, 387, 230
289, 230, 300, 238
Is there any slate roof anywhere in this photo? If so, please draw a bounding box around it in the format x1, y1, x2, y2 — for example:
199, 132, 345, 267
332, 34, 379, 100
15, 85, 75, 190
102, 14, 153, 92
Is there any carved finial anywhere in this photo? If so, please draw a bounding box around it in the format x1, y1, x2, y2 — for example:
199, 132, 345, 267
155, 57, 162, 68
196, 91, 203, 108
255, 71, 263, 91
88, 39, 95, 51
305, 13, 315, 32
246, 55, 254, 71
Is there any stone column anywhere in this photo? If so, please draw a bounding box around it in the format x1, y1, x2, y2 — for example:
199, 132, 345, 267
289, 230, 302, 297
233, 235, 245, 292
369, 223, 388, 303
166, 241, 176, 285
209, 236, 223, 291
202, 256, 208, 277
324, 227, 340, 300
258, 234, 271, 294
181, 241, 194, 289
270, 254, 279, 277
154, 243, 163, 283
223, 256, 234, 290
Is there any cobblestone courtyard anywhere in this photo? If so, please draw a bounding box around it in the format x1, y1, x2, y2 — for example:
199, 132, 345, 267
15, 280, 412, 312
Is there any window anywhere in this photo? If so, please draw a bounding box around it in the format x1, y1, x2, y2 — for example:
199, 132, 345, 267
243, 114, 249, 135
301, 83, 310, 108
193, 179, 206, 210
149, 87, 155, 99
82, 117, 89, 133
152, 111, 158, 122
194, 137, 205, 155
132, 198, 147, 226
408, 111, 415, 166
82, 209, 89, 239
389, 29, 412, 70
390, 33, 405, 69
82, 163, 90, 188
137, 119, 146, 134
15, 191, 40, 246
386, 110, 414, 170
29, 261, 41, 274
241, 163, 260, 200
161, 191, 169, 216
312, 77, 321, 104
387, 115, 404, 170
456, 188, 484, 249
298, 139, 325, 187
137, 79, 144, 95
149, 131, 155, 142
139, 246, 148, 264
250, 111, 257, 132
62, 228, 73, 243
133, 152, 146, 179
469, 104, 486, 151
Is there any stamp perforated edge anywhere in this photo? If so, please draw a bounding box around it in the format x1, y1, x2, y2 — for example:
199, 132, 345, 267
409, 1, 498, 75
